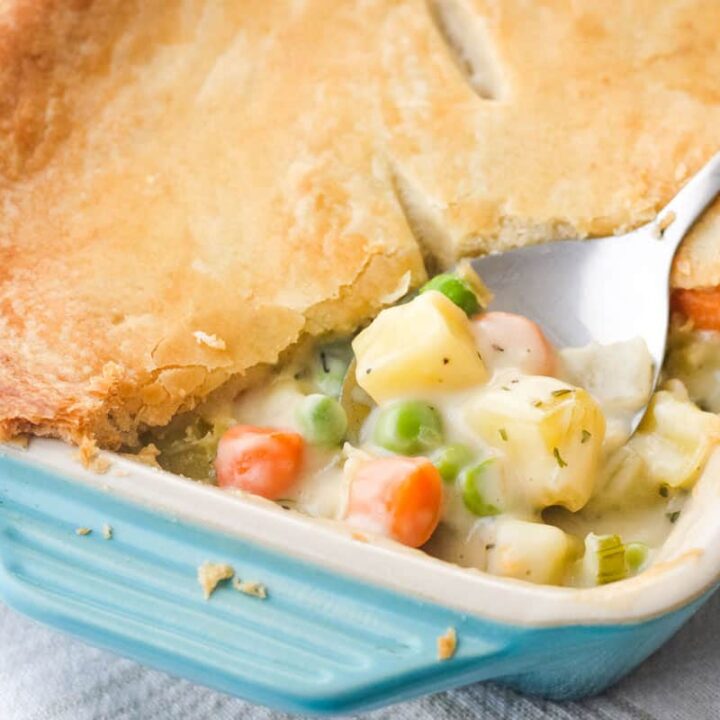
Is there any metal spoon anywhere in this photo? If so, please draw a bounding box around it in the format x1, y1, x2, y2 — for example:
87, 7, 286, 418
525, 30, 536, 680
470, 152, 720, 431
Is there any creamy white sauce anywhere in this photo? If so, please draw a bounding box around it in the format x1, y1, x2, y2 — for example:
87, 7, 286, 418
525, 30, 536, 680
229, 318, 720, 588
665, 327, 720, 412
232, 379, 349, 517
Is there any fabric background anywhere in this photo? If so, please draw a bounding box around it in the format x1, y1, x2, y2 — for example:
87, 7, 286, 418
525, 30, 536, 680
1, 587, 718, 720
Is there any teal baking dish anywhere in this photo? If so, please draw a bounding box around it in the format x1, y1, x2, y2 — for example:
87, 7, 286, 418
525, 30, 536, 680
0, 437, 718, 715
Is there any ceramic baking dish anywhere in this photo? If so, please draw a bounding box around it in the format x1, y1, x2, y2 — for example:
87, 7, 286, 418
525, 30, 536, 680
0, 437, 718, 715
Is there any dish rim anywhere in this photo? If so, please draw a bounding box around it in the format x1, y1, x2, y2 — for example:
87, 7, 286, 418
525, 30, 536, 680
2, 437, 719, 628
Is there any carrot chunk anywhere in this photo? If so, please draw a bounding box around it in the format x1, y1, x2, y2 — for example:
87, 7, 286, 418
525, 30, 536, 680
346, 457, 443, 548
214, 425, 304, 499
672, 287, 720, 331
471, 311, 557, 376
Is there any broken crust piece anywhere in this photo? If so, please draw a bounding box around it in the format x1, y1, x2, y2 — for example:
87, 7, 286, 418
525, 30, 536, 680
1, 1, 719, 449
233, 579, 268, 600
437, 627, 457, 661
74, 436, 111, 474
197, 562, 235, 600
123, 443, 162, 469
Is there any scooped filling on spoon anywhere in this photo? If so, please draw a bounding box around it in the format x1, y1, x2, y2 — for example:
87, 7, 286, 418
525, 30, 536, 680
148, 267, 720, 588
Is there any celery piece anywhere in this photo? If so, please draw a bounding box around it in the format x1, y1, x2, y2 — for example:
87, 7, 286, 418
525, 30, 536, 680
461, 460, 502, 516
153, 415, 228, 481
584, 533, 628, 585
625, 542, 649, 572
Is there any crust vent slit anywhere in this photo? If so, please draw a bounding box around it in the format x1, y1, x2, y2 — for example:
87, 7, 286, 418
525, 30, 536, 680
390, 168, 453, 275
427, 0, 505, 101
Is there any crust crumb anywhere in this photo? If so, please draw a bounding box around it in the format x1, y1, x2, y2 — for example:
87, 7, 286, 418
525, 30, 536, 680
75, 437, 111, 474
76, 436, 99, 469
93, 456, 112, 473
198, 562, 235, 599
126, 443, 162, 468
193, 331, 227, 351
75, 527, 92, 536
102, 523, 113, 540
233, 578, 268, 599
351, 531, 369, 542
437, 627, 457, 660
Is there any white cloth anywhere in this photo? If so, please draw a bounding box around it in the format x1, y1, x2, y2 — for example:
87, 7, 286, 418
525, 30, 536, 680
1, 591, 718, 720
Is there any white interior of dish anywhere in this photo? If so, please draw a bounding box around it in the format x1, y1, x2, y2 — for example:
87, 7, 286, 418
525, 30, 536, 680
3, 438, 719, 627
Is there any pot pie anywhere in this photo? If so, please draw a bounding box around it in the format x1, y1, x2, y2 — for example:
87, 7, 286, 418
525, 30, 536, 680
1, 0, 720, 587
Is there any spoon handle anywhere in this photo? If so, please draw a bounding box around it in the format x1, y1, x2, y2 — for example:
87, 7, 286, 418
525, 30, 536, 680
656, 151, 720, 257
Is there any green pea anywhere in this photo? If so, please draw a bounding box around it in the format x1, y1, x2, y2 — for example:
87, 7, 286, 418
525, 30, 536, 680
373, 401, 443, 455
419, 273, 480, 316
431, 444, 474, 483
460, 460, 502, 516
625, 542, 649, 572
295, 394, 348, 446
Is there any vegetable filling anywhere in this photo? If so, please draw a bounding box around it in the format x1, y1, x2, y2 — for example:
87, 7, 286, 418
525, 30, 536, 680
148, 269, 720, 588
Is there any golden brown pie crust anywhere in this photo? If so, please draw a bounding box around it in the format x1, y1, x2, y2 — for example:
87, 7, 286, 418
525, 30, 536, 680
0, 0, 718, 447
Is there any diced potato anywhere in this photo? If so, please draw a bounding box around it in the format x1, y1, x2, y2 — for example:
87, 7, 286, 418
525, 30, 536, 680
464, 375, 605, 511
486, 519, 571, 585
584, 444, 655, 513
353, 291, 488, 403
629, 389, 720, 489
560, 338, 654, 413
665, 327, 720, 413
